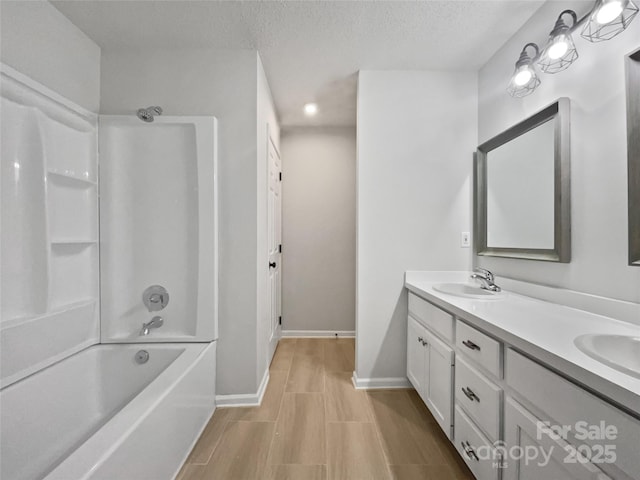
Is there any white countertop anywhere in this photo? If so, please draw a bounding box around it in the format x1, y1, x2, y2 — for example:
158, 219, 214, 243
405, 271, 640, 415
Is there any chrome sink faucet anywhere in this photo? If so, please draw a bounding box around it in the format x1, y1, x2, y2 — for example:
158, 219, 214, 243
140, 316, 164, 336
470, 268, 501, 292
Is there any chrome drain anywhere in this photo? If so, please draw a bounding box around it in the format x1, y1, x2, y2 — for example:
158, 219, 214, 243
135, 350, 150, 364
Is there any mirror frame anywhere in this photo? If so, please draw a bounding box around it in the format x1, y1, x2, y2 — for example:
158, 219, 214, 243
626, 48, 640, 266
475, 98, 571, 262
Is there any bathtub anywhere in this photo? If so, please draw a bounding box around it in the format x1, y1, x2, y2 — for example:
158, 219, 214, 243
1, 341, 216, 480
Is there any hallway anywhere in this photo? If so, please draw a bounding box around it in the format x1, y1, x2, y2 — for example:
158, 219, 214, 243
177, 338, 473, 479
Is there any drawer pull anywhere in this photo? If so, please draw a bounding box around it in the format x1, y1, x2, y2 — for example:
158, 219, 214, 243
461, 386, 480, 402
461, 441, 479, 461
462, 340, 480, 351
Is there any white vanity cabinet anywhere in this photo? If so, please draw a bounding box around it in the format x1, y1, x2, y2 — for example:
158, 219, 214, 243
406, 284, 640, 480
407, 293, 455, 438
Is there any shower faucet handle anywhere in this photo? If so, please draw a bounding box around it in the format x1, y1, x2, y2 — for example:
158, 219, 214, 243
149, 293, 163, 304
143, 285, 169, 312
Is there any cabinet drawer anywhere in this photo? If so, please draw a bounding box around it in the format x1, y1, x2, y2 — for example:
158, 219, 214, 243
456, 320, 501, 377
456, 356, 502, 441
455, 405, 501, 480
408, 293, 453, 342
506, 348, 640, 480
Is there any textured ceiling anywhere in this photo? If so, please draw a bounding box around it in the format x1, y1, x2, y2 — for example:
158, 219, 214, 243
53, 0, 547, 127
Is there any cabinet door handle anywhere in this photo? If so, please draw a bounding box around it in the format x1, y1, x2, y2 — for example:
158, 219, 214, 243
461, 386, 480, 402
462, 340, 480, 351
461, 441, 479, 461
421, 339, 428, 346
418, 336, 423, 343
269, 261, 277, 269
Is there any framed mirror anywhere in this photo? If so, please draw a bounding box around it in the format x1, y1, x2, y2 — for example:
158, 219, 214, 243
475, 98, 571, 262
626, 48, 640, 266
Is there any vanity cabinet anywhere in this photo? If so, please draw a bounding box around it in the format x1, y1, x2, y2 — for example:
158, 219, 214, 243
406, 288, 640, 480
407, 294, 455, 438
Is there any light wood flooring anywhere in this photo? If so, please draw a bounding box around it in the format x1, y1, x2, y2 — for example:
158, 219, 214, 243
177, 338, 474, 480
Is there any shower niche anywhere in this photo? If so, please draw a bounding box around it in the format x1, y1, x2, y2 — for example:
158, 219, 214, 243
99, 115, 218, 343
0, 66, 99, 387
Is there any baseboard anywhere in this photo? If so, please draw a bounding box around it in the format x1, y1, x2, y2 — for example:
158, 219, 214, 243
215, 369, 270, 407
351, 372, 412, 390
281, 330, 355, 338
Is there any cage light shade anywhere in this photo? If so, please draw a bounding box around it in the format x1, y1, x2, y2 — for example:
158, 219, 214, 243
508, 43, 542, 98
539, 33, 579, 73
508, 67, 541, 97
539, 11, 579, 74
581, 0, 639, 42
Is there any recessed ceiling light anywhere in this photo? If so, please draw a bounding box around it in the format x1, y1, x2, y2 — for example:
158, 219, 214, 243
304, 103, 318, 116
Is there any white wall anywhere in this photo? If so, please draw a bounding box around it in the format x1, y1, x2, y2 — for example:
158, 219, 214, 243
356, 71, 477, 384
100, 48, 263, 396
0, 0, 100, 112
477, 1, 640, 303
281, 127, 356, 333
256, 54, 280, 382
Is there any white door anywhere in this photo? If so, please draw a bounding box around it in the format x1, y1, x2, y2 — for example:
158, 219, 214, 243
267, 134, 282, 359
504, 397, 611, 480
424, 329, 454, 439
407, 316, 428, 402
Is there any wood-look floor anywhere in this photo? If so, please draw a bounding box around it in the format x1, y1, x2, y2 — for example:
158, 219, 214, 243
177, 338, 474, 480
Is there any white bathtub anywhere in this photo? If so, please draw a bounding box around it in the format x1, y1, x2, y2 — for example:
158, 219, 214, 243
1, 341, 216, 480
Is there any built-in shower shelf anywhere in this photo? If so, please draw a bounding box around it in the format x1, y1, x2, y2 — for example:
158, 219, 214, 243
1, 299, 97, 331
51, 239, 97, 245
47, 170, 96, 185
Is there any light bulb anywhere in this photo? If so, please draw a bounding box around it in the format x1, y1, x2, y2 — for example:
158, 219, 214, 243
548, 36, 569, 59
596, 0, 624, 23
304, 103, 318, 115
514, 68, 533, 86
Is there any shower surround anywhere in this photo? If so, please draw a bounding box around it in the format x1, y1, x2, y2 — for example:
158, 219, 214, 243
0, 63, 219, 479
99, 115, 218, 342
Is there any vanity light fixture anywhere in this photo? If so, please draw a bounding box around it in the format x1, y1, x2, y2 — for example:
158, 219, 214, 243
539, 10, 579, 74
303, 103, 318, 116
507, 0, 638, 97
581, 0, 639, 42
507, 43, 541, 98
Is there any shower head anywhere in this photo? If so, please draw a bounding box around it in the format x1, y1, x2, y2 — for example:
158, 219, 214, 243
136, 106, 163, 123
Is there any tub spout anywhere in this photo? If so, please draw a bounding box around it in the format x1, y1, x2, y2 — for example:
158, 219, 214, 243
140, 316, 164, 336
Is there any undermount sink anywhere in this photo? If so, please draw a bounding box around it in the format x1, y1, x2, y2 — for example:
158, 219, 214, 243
432, 283, 501, 299
574, 334, 640, 379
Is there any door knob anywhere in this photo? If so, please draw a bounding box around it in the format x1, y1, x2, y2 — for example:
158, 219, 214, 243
269, 261, 277, 268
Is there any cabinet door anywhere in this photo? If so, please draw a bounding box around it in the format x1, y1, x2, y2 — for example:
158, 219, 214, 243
407, 315, 428, 401
504, 397, 611, 480
424, 328, 454, 438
